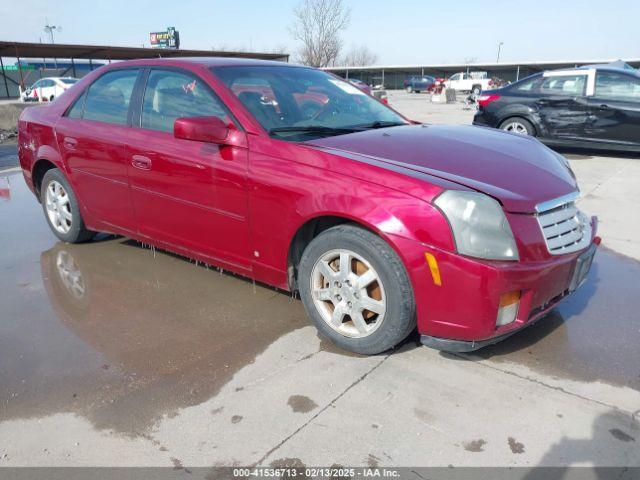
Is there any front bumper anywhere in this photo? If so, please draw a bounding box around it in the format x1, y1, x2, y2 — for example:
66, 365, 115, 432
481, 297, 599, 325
386, 218, 599, 351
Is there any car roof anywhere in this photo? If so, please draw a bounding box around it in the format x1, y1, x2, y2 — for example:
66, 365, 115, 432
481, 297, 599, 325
100, 57, 298, 69
559, 61, 640, 77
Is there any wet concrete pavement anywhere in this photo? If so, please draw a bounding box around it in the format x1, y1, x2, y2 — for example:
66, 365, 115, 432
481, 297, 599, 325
1, 168, 639, 467
0, 144, 18, 170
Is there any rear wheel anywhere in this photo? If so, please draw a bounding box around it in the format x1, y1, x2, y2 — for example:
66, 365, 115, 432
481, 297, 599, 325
41, 168, 95, 243
298, 225, 415, 355
500, 117, 535, 136
471, 84, 482, 95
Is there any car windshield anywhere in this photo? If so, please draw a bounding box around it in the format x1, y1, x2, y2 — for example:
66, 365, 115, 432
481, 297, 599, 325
60, 78, 78, 85
213, 66, 406, 140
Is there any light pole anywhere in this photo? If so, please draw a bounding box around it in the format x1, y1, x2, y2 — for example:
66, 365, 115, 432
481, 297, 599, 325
496, 42, 504, 63
43, 18, 62, 70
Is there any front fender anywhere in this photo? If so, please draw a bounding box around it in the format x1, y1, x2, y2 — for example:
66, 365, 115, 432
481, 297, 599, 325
293, 188, 455, 253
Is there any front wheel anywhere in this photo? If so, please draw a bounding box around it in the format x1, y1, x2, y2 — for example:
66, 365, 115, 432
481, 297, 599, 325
41, 168, 95, 243
500, 117, 535, 136
298, 225, 415, 355
406, 85, 413, 93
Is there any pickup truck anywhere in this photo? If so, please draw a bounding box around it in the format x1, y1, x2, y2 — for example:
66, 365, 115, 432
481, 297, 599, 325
445, 72, 493, 94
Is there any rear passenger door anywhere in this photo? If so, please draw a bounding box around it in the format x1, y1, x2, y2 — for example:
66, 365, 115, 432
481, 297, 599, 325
55, 68, 141, 232
535, 72, 590, 139
585, 70, 640, 146
126, 67, 250, 269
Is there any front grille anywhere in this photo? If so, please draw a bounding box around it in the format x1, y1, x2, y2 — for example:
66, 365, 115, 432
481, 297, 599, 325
536, 194, 591, 255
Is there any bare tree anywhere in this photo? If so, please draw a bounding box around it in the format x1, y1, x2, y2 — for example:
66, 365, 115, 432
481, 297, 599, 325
290, 0, 351, 67
342, 45, 378, 67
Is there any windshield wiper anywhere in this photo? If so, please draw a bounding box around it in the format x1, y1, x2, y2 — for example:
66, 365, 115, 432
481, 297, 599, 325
355, 120, 407, 129
269, 125, 362, 135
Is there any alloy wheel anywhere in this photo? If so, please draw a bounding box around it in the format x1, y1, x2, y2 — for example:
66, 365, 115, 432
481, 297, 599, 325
310, 248, 386, 338
45, 180, 73, 234
502, 121, 529, 135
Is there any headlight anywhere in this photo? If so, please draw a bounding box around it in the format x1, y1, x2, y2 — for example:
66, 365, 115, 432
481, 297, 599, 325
434, 190, 519, 260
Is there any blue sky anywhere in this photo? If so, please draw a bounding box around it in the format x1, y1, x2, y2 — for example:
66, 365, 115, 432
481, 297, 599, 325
1, 0, 638, 65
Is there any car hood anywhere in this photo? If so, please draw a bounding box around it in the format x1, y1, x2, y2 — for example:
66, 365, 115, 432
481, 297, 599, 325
306, 124, 578, 213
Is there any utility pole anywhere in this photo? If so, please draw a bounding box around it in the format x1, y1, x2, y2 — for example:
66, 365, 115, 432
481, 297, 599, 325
43, 18, 62, 70
496, 42, 504, 63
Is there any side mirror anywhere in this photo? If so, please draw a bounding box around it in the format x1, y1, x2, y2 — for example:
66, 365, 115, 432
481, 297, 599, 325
174, 116, 230, 144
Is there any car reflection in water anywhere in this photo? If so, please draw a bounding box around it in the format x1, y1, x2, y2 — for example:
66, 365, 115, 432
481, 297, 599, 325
34, 239, 640, 436
38, 238, 310, 435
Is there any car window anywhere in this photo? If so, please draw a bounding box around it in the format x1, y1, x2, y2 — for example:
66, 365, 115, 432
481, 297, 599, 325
450, 74, 461, 81
83, 69, 139, 125
60, 78, 78, 85
66, 92, 86, 119
511, 75, 542, 92
595, 71, 640, 102
540, 75, 587, 96
141, 69, 229, 133
214, 65, 405, 139
30, 80, 42, 89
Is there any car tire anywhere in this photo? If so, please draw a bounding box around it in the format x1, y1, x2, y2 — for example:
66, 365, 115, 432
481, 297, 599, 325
49, 95, 55, 102
471, 85, 482, 95
500, 117, 536, 136
41, 168, 95, 243
406, 86, 413, 93
298, 224, 416, 355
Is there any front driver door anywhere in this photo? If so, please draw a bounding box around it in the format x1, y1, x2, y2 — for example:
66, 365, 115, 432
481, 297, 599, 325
535, 72, 590, 140
585, 70, 640, 147
126, 67, 251, 270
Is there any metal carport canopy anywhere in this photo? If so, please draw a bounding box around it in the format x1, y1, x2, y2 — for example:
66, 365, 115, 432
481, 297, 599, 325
0, 40, 289, 61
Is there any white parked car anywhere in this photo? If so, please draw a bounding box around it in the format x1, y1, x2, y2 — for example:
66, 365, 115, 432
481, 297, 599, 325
20, 77, 79, 103
445, 71, 494, 94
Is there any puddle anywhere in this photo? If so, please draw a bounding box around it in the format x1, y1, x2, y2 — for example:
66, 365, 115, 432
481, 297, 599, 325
475, 247, 640, 391
0, 173, 309, 435
2, 171, 640, 440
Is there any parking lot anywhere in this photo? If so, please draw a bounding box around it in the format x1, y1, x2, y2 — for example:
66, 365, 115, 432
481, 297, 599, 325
1, 92, 639, 470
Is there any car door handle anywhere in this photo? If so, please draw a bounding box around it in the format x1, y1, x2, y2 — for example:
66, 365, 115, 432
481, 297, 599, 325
599, 104, 609, 111
536, 99, 549, 106
63, 137, 77, 150
131, 155, 152, 171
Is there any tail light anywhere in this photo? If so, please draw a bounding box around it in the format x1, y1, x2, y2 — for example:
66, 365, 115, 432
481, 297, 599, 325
477, 94, 501, 108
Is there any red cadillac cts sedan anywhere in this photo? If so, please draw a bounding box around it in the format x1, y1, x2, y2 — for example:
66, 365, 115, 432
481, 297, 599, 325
18, 58, 599, 354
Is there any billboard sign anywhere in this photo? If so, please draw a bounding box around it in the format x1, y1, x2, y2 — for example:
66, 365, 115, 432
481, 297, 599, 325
150, 27, 180, 49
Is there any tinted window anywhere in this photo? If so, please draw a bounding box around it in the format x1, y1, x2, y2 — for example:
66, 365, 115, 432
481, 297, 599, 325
214, 66, 405, 139
66, 92, 86, 119
540, 75, 587, 96
141, 69, 229, 133
60, 78, 78, 85
83, 69, 139, 125
511, 75, 542, 92
595, 71, 640, 102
